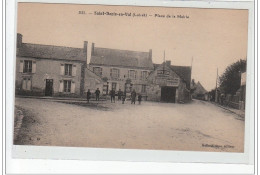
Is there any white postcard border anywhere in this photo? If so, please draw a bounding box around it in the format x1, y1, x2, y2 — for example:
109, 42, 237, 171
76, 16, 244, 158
6, 0, 255, 172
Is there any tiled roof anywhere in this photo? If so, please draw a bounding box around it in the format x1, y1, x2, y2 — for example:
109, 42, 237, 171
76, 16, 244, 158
153, 63, 160, 69
170, 65, 191, 89
17, 43, 86, 62
193, 81, 208, 94
85, 68, 103, 81
90, 47, 153, 69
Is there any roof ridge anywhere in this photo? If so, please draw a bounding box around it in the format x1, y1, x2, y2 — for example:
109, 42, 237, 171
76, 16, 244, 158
95, 47, 149, 54
171, 65, 191, 69
22, 43, 83, 50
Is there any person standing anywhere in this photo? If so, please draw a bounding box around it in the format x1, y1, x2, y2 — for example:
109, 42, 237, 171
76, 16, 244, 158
95, 88, 100, 101
131, 89, 136, 104
110, 89, 116, 103
138, 94, 142, 105
86, 89, 91, 103
122, 91, 126, 104
118, 89, 123, 101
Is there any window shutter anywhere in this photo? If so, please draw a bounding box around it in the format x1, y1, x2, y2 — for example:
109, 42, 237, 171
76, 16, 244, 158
60, 64, 64, 75
71, 81, 76, 93
32, 61, 36, 73
59, 80, 64, 92
22, 79, 26, 90
118, 69, 120, 78
19, 60, 23, 73
72, 65, 77, 76
110, 69, 112, 77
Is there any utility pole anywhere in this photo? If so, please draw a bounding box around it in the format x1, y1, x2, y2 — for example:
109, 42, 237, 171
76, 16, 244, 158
190, 56, 193, 80
190, 56, 193, 100
215, 68, 218, 103
163, 50, 165, 74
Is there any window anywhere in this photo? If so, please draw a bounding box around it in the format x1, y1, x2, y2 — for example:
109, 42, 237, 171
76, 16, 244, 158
141, 85, 146, 93
110, 68, 120, 78
22, 78, 32, 90
23, 60, 32, 73
157, 70, 170, 75
141, 71, 148, 79
128, 70, 136, 79
65, 64, 72, 76
93, 67, 102, 76
64, 80, 71, 92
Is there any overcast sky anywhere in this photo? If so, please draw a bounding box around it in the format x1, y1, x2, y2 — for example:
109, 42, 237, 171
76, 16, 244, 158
17, 3, 248, 90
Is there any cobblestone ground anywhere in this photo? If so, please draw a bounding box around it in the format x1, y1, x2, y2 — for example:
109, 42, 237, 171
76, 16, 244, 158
14, 97, 245, 152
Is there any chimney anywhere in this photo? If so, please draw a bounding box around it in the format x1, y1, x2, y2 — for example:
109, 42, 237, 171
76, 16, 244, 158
148, 49, 152, 60
17, 33, 23, 48
83, 41, 88, 65
166, 60, 171, 66
83, 41, 88, 53
91, 43, 95, 56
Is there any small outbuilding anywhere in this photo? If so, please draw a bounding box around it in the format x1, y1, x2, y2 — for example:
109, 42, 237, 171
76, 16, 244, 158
191, 81, 208, 101
146, 61, 191, 103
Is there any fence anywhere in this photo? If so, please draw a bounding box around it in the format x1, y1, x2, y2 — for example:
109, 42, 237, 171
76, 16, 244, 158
222, 94, 245, 110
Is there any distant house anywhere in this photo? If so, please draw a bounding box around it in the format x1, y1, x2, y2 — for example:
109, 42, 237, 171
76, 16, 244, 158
146, 61, 191, 103
15, 33, 102, 97
236, 71, 246, 110
89, 44, 154, 95
191, 81, 208, 100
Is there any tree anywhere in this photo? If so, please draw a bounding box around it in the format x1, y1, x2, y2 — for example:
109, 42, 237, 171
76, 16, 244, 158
219, 59, 246, 95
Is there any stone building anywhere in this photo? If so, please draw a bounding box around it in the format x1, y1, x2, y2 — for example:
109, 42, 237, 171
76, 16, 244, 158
15, 33, 102, 97
15, 33, 191, 103
89, 44, 154, 96
191, 81, 208, 101
146, 61, 191, 103
84, 67, 103, 94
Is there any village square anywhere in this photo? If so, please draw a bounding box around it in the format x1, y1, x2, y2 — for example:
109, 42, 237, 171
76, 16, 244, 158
13, 33, 246, 152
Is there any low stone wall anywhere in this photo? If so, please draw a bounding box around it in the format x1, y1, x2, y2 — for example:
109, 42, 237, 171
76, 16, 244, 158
13, 108, 24, 142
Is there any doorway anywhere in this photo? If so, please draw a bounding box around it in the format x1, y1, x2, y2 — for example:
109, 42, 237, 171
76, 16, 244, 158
45, 79, 53, 96
161, 86, 176, 103
112, 82, 117, 90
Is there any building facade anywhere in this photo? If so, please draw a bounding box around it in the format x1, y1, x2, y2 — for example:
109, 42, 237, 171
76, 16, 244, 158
191, 80, 208, 101
15, 33, 191, 103
146, 61, 191, 103
89, 44, 154, 96
15, 33, 100, 97
84, 68, 104, 95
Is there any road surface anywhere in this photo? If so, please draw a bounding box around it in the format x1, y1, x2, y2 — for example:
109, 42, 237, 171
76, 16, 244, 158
14, 97, 245, 152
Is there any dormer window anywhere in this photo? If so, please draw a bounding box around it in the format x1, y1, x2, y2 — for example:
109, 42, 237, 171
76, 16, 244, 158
157, 70, 170, 75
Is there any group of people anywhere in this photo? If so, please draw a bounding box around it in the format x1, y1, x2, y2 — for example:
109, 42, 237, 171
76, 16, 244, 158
86, 88, 142, 104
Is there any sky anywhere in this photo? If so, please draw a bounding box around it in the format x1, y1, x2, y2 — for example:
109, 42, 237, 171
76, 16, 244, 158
17, 3, 248, 90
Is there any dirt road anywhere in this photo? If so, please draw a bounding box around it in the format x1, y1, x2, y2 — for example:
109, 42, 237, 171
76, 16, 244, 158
14, 97, 245, 152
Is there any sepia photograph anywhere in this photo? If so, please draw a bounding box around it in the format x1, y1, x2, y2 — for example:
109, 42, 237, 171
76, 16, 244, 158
13, 2, 249, 153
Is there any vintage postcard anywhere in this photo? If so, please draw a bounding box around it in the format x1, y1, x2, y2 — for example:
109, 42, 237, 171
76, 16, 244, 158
11, 0, 254, 163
